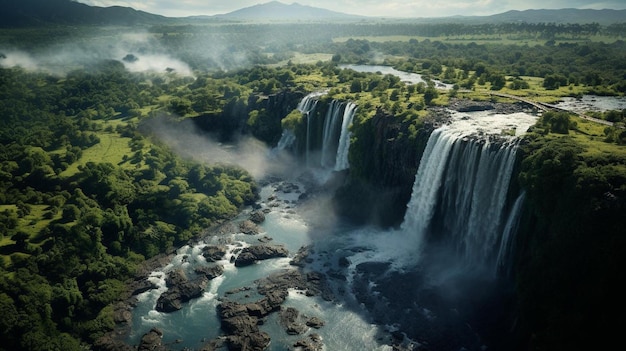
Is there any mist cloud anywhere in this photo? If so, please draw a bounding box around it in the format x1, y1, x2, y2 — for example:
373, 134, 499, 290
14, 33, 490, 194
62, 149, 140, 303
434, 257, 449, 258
0, 30, 193, 76
143, 114, 299, 181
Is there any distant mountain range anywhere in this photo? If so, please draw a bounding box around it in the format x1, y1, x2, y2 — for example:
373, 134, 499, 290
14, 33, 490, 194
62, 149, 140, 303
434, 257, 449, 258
0, 0, 624, 27
210, 1, 363, 21
0, 0, 168, 27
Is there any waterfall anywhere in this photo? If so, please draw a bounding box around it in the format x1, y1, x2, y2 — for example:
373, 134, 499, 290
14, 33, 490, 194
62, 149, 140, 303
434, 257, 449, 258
321, 100, 344, 168
437, 137, 519, 267
297, 92, 324, 167
400, 110, 538, 270
317, 100, 357, 170
335, 102, 357, 171
297, 92, 323, 113
274, 129, 296, 151
495, 191, 526, 276
400, 127, 458, 253
292, 94, 358, 171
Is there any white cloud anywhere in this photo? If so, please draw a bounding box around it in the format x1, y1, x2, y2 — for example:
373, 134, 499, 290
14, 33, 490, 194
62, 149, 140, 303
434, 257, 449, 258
75, 0, 626, 17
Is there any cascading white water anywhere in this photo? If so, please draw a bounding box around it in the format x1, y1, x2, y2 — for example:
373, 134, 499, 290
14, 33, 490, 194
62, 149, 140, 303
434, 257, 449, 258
335, 102, 357, 171
321, 100, 344, 168
274, 129, 296, 151
289, 93, 358, 171
297, 91, 325, 167
400, 111, 538, 270
400, 127, 457, 252
495, 191, 526, 275
437, 137, 520, 266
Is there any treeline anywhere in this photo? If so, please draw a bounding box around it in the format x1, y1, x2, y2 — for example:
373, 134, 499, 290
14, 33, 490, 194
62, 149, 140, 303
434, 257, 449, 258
330, 39, 626, 94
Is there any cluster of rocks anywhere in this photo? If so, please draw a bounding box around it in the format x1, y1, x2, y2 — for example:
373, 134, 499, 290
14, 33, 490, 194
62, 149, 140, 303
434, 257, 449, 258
448, 98, 530, 114
155, 269, 209, 313
216, 269, 332, 351
280, 307, 325, 335
95, 181, 336, 351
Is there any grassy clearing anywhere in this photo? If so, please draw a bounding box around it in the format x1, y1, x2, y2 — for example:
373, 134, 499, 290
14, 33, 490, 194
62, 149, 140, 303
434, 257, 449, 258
17, 205, 55, 238
60, 132, 136, 177
293, 72, 338, 89
273, 52, 334, 66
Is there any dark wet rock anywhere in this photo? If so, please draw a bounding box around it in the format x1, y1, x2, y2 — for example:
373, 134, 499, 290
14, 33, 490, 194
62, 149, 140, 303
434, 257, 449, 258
448, 98, 528, 114
202, 245, 228, 262
200, 337, 227, 351
218, 299, 275, 351
257, 269, 334, 302
280, 307, 307, 335
306, 317, 325, 329
239, 220, 261, 235
234, 245, 289, 267
138, 328, 166, 351
130, 278, 159, 296
257, 236, 273, 243
217, 269, 333, 351
228, 332, 271, 351
290, 245, 312, 267
452, 100, 495, 112
165, 269, 187, 288
156, 271, 208, 313
249, 210, 266, 224
338, 256, 351, 267
292, 333, 324, 351
195, 264, 225, 280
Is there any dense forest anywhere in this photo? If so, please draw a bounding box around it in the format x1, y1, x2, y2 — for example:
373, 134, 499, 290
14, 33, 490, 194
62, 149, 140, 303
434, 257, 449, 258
1, 14, 626, 351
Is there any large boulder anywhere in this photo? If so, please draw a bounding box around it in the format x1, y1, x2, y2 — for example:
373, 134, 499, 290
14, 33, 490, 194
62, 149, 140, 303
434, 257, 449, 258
218, 300, 273, 351
292, 333, 324, 351
195, 264, 225, 280
280, 307, 307, 335
138, 328, 166, 351
234, 245, 289, 267
248, 210, 266, 224
239, 220, 261, 235
202, 245, 228, 262
155, 270, 208, 313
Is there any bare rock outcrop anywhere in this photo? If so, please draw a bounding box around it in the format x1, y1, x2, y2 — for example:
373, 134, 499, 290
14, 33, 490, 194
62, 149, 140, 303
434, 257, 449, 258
155, 269, 208, 313
234, 245, 289, 267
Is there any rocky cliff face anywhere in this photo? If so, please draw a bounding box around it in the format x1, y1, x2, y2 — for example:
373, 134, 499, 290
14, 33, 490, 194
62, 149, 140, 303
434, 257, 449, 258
333, 107, 435, 227
192, 90, 303, 144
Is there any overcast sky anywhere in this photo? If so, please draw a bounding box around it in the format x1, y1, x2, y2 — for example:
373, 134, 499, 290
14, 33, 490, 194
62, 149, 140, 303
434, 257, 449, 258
76, 1, 626, 18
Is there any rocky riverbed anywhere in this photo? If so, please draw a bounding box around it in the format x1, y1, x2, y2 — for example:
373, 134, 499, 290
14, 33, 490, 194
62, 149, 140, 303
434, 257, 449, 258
94, 178, 346, 351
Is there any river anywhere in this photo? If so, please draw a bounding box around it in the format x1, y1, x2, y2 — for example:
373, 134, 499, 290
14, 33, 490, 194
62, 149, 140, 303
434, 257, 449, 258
127, 177, 394, 350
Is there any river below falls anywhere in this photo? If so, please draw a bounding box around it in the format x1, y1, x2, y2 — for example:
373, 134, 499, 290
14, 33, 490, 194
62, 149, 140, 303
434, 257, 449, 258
126, 177, 402, 350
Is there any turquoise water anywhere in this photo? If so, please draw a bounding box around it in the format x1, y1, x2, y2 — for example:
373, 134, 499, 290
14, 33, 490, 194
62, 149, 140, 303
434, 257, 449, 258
127, 180, 391, 350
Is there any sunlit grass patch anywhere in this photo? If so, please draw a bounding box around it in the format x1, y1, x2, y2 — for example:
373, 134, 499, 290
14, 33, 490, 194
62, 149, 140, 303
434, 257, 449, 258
60, 132, 136, 177
18, 205, 56, 238
276, 52, 334, 65
572, 133, 626, 158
